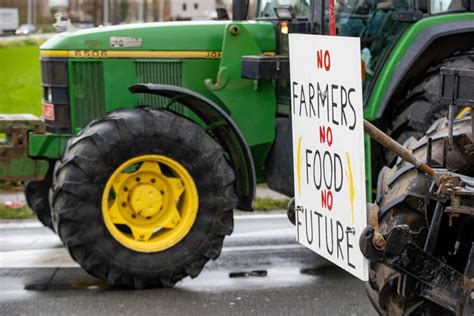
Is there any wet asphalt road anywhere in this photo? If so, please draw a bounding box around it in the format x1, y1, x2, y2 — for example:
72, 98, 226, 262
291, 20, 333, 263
0, 214, 376, 315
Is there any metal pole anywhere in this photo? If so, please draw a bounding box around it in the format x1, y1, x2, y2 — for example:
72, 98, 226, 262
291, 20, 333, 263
159, 0, 165, 21
27, 0, 32, 25
363, 119, 436, 177
103, 0, 109, 25
138, 0, 145, 22
448, 104, 455, 146
328, 0, 336, 35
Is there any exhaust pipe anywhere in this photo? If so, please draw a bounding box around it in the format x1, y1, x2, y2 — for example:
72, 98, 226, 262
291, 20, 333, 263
232, 0, 249, 20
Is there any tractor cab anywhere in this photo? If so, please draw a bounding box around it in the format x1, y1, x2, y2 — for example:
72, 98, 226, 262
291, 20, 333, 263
252, 0, 471, 95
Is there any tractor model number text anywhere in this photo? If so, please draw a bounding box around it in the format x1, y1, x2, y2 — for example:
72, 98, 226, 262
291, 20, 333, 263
74, 50, 108, 58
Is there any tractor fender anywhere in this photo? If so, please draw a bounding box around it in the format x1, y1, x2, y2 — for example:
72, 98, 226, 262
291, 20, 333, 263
373, 20, 474, 119
129, 84, 255, 211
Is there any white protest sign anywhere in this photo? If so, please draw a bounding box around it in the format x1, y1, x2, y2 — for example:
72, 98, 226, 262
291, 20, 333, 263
289, 34, 368, 281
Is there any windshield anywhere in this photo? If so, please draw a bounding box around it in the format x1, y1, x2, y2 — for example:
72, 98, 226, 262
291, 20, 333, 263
316, 0, 411, 96
257, 0, 311, 17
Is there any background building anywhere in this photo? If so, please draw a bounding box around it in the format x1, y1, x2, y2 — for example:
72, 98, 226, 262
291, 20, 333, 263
0, 0, 241, 30
170, 0, 216, 20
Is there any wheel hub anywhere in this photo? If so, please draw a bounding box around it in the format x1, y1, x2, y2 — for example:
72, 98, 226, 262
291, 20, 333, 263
102, 155, 199, 253
130, 184, 163, 218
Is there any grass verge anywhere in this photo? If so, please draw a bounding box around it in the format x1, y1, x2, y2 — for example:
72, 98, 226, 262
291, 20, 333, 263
0, 204, 34, 220
0, 37, 47, 49
0, 43, 42, 116
254, 197, 290, 211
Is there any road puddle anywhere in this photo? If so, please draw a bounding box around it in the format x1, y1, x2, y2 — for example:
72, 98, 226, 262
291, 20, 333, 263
25, 281, 109, 291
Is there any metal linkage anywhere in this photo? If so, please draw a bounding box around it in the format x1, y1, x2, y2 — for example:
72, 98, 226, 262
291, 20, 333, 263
360, 224, 467, 313
0, 114, 48, 181
439, 67, 474, 146
363, 119, 436, 177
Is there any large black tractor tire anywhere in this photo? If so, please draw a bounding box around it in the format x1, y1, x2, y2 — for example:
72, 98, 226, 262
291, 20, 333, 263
368, 115, 473, 315
383, 52, 474, 164
23, 161, 54, 230
51, 108, 237, 288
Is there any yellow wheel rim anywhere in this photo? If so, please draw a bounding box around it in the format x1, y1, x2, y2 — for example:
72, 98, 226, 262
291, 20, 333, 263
102, 154, 198, 252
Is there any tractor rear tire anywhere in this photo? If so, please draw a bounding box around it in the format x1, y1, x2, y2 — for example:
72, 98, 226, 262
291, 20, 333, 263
383, 52, 474, 164
51, 108, 237, 288
23, 161, 54, 230
369, 115, 473, 314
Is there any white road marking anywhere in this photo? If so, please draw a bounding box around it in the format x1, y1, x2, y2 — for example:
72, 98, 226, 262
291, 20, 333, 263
230, 228, 293, 238
0, 221, 43, 230
0, 213, 288, 230
0, 235, 61, 245
0, 243, 303, 268
0, 248, 79, 268
222, 244, 302, 253
234, 213, 287, 220
0, 213, 300, 268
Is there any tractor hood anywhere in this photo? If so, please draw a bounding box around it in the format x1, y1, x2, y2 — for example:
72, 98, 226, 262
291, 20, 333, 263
40, 20, 275, 53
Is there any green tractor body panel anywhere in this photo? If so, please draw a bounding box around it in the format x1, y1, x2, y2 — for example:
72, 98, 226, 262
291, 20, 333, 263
39, 20, 276, 182
204, 23, 276, 179
28, 133, 69, 159
41, 20, 275, 52
360, 12, 474, 199
364, 12, 474, 120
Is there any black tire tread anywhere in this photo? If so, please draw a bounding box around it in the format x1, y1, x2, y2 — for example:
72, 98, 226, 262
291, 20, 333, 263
369, 115, 473, 314
23, 161, 54, 230
52, 108, 237, 288
383, 52, 474, 164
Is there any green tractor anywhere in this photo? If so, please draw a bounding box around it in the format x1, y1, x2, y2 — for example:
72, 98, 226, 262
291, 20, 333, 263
2, 0, 473, 298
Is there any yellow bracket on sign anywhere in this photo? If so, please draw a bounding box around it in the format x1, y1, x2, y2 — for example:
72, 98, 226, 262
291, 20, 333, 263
345, 152, 355, 224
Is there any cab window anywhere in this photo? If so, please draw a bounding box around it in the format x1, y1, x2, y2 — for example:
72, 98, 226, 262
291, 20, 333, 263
257, 0, 312, 17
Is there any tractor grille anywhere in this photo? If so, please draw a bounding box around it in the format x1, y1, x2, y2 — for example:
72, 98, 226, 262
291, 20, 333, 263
135, 61, 184, 114
71, 61, 106, 128
41, 58, 71, 133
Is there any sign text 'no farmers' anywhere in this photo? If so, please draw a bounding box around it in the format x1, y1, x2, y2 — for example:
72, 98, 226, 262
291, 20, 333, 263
289, 34, 368, 281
